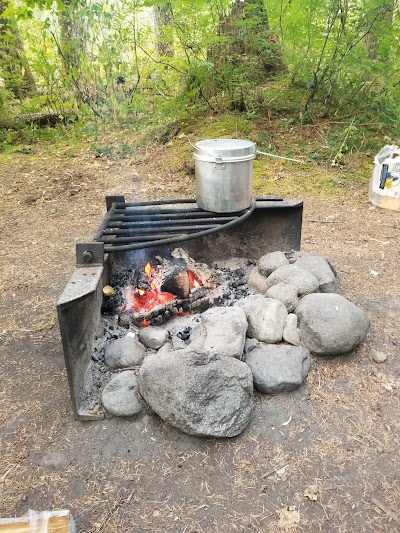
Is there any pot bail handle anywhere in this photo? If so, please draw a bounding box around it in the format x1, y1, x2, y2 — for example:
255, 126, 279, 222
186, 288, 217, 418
256, 150, 304, 163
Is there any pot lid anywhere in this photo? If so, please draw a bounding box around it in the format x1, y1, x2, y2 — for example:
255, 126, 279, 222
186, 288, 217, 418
195, 138, 256, 158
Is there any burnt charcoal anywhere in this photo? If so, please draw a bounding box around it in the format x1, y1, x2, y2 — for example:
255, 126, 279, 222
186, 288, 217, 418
181, 300, 191, 312
191, 297, 209, 314
230, 278, 246, 289
150, 315, 164, 326
163, 310, 171, 322
101, 296, 118, 315
189, 286, 208, 302
109, 325, 114, 330
213, 296, 224, 306
118, 315, 130, 328
234, 267, 246, 277
178, 326, 192, 341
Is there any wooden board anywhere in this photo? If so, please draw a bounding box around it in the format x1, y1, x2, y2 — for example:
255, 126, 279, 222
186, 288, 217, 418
0, 510, 75, 533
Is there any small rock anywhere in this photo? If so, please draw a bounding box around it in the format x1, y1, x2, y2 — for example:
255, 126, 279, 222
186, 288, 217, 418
266, 283, 299, 312
171, 336, 187, 350
102, 371, 145, 417
370, 348, 388, 364
258, 251, 289, 277
247, 266, 268, 294
139, 327, 168, 350
244, 338, 259, 353
267, 265, 319, 296
104, 335, 146, 370
40, 451, 68, 471
283, 314, 301, 346
245, 344, 311, 394
238, 295, 287, 344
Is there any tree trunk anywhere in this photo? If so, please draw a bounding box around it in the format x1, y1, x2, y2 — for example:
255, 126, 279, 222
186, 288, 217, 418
210, 0, 285, 76
0, 0, 36, 98
363, 0, 395, 60
58, 0, 83, 76
153, 1, 174, 58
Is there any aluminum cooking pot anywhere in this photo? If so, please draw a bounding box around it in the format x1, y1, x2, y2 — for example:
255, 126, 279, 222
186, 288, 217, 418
192, 138, 302, 213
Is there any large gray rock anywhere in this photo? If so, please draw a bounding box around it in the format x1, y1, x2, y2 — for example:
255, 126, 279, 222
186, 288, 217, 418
238, 295, 287, 344
258, 251, 289, 277
295, 293, 369, 356
102, 371, 145, 417
266, 283, 299, 312
189, 306, 247, 359
138, 348, 253, 437
293, 253, 337, 293
105, 336, 146, 370
247, 266, 268, 294
267, 264, 319, 296
139, 327, 168, 350
245, 344, 311, 394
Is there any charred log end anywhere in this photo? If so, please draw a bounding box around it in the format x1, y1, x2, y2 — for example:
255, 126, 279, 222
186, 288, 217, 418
161, 271, 190, 298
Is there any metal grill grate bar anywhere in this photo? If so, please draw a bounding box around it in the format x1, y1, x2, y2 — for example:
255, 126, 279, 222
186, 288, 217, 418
95, 198, 257, 252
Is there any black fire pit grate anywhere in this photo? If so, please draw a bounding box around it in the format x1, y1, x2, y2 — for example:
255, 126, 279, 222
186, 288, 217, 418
93, 197, 269, 252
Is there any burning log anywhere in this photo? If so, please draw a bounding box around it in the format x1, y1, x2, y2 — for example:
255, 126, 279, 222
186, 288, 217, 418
160, 257, 190, 298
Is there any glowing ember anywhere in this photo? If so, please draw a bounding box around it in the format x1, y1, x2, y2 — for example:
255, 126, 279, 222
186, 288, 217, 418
120, 261, 177, 315
142, 319, 149, 327
188, 270, 202, 289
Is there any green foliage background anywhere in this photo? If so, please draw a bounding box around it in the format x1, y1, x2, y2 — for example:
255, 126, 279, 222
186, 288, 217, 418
0, 0, 399, 145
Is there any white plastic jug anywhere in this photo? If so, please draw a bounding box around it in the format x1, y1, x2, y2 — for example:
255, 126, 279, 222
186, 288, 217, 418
369, 145, 400, 211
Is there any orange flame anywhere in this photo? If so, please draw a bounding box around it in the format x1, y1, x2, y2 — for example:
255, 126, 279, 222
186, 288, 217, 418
188, 270, 202, 289
144, 261, 163, 291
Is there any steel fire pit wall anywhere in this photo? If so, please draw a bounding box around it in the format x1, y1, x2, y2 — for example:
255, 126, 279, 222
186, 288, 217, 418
57, 198, 303, 421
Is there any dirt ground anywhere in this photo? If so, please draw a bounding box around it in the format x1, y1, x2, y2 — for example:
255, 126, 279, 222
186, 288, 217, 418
0, 138, 399, 532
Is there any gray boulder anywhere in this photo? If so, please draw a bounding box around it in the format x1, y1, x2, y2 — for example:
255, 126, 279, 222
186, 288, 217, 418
283, 314, 301, 346
266, 283, 299, 312
102, 371, 145, 417
245, 344, 311, 394
189, 306, 247, 359
295, 293, 369, 356
293, 253, 337, 293
247, 266, 268, 294
238, 295, 287, 344
139, 327, 169, 350
267, 264, 319, 296
104, 335, 146, 370
258, 251, 289, 277
138, 348, 253, 437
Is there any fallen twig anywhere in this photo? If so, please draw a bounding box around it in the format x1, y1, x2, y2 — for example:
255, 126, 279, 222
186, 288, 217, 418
371, 497, 400, 524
